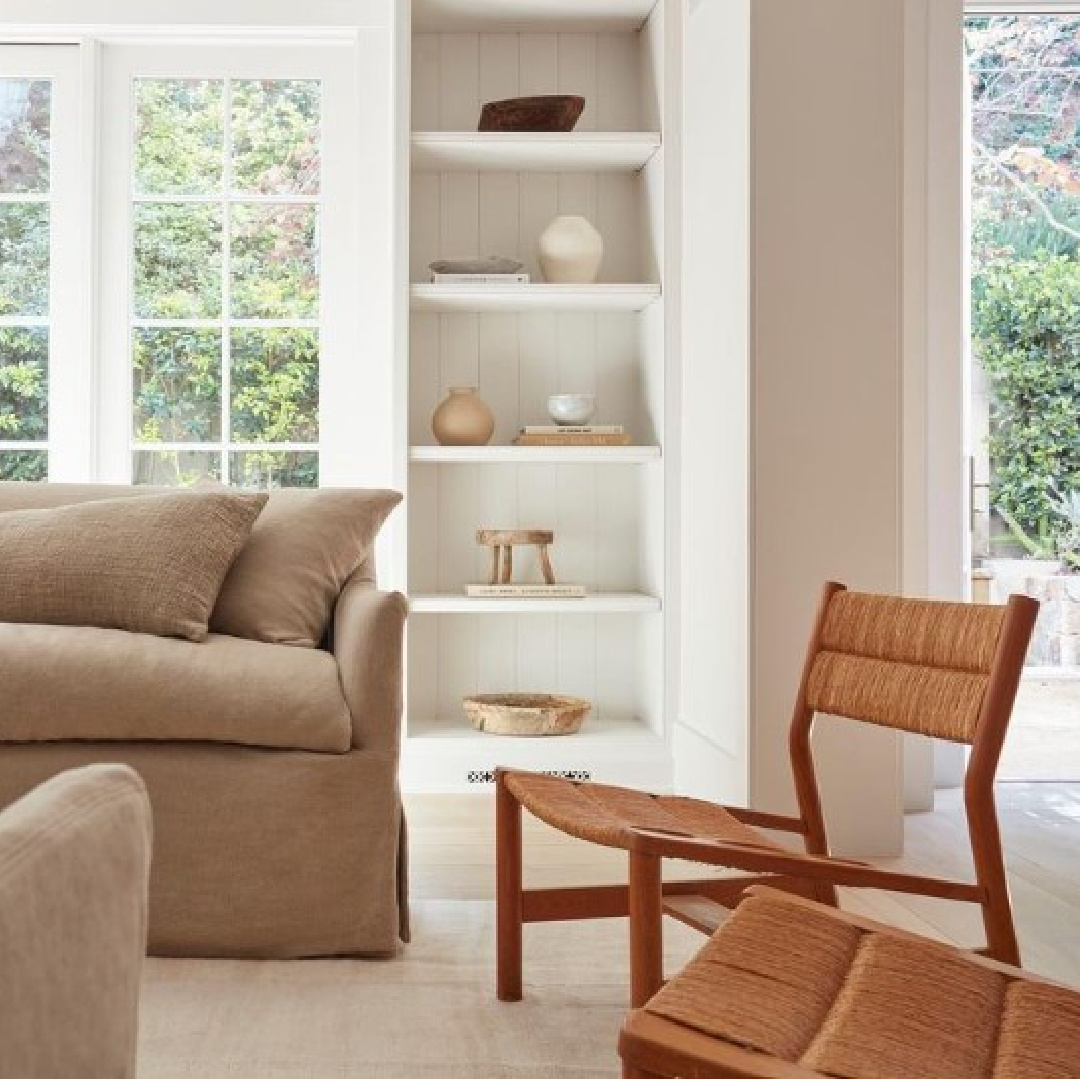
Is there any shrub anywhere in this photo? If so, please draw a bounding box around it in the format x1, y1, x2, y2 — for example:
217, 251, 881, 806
972, 253, 1080, 555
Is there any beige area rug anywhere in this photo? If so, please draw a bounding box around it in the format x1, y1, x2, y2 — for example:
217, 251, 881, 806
138, 900, 703, 1079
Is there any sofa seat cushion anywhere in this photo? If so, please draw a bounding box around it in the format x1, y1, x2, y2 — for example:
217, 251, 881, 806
0, 624, 351, 753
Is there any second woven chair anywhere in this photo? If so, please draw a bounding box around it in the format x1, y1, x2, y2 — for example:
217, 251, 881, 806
495, 581, 1039, 1006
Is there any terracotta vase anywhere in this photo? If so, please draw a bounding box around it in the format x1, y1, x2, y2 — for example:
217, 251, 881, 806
432, 387, 495, 446
538, 215, 603, 284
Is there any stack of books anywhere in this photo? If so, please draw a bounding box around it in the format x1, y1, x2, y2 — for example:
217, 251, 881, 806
466, 583, 586, 598
513, 424, 631, 447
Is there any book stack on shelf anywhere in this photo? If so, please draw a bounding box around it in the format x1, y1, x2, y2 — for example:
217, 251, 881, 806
428, 257, 529, 285
514, 424, 632, 447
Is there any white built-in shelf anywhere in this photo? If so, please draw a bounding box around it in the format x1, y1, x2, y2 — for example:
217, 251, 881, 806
412, 0, 657, 32
409, 592, 661, 614
410, 283, 661, 313
411, 132, 661, 173
409, 715, 658, 743
409, 445, 660, 464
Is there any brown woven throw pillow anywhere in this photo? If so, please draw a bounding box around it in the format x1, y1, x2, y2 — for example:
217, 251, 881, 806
209, 487, 402, 647
0, 491, 267, 641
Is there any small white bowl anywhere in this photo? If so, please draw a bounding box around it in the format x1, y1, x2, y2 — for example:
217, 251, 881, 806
547, 393, 596, 426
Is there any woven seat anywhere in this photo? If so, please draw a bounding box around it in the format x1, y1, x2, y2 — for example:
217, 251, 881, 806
496, 582, 1039, 1009
620, 887, 1080, 1079
504, 774, 779, 854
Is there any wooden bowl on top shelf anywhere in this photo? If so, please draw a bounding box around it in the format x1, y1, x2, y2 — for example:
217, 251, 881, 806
463, 693, 591, 736
478, 95, 585, 132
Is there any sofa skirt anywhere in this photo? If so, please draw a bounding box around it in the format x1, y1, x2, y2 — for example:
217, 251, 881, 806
0, 742, 408, 958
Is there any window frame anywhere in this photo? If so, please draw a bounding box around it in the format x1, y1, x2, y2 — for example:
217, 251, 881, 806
0, 44, 91, 481
97, 40, 362, 487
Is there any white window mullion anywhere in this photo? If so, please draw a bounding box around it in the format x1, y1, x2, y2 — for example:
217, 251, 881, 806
221, 77, 233, 484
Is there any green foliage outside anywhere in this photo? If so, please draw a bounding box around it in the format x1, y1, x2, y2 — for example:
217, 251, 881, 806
0, 77, 321, 488
968, 17, 1080, 563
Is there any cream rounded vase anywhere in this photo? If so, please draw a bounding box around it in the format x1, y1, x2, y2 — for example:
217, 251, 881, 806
431, 387, 495, 446
538, 215, 603, 284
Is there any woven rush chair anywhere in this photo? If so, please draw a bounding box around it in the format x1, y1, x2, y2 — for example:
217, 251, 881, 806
496, 581, 1039, 1007
618, 885, 1080, 1079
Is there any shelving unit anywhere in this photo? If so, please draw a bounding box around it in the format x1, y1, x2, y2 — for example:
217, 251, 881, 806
401, 0, 673, 793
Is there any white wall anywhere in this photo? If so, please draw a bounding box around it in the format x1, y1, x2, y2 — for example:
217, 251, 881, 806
751, 0, 906, 855
675, 0, 752, 802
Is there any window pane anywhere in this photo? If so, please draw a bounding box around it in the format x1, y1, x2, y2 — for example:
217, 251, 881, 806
0, 449, 47, 481
133, 203, 222, 318
133, 449, 221, 487
0, 327, 48, 441
230, 450, 317, 489
134, 80, 223, 196
0, 79, 49, 194
231, 328, 318, 442
230, 204, 319, 319
232, 80, 320, 196
0, 203, 48, 316
133, 328, 222, 442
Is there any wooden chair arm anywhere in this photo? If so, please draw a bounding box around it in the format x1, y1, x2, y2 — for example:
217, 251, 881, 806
627, 828, 981, 902
723, 807, 808, 833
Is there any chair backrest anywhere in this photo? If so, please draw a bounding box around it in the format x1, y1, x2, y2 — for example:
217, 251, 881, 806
788, 582, 1039, 852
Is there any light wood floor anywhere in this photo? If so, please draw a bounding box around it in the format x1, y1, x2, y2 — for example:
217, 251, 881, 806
405, 781, 1080, 986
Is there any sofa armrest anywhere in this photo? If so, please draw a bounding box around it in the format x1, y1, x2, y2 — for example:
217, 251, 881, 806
333, 576, 408, 751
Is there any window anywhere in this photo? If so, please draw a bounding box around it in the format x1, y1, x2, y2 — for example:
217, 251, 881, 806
129, 77, 322, 487
0, 47, 81, 482
0, 40, 368, 490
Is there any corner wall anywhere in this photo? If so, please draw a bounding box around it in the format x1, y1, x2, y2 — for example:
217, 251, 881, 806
751, 0, 906, 855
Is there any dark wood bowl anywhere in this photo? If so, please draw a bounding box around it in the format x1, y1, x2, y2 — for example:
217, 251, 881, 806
478, 95, 585, 133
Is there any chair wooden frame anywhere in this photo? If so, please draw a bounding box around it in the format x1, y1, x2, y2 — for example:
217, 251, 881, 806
496, 582, 1040, 1007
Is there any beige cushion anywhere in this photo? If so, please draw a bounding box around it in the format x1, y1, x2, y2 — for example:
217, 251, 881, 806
209, 487, 402, 646
0, 483, 401, 648
0, 490, 266, 642
0, 622, 352, 752
0, 763, 150, 1078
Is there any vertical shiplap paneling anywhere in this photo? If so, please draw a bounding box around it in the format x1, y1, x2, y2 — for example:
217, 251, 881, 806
518, 172, 558, 280
439, 172, 479, 262
557, 612, 599, 714
557, 33, 599, 131
411, 33, 440, 130
517, 312, 560, 428
478, 173, 520, 265
597, 32, 641, 131
478, 313, 520, 445
409, 312, 441, 444
406, 614, 440, 726
554, 462, 599, 588
438, 33, 480, 129
597, 172, 642, 281
410, 173, 440, 282
595, 616, 644, 724
595, 313, 643, 436
407, 463, 440, 592
517, 32, 559, 99
479, 32, 519, 107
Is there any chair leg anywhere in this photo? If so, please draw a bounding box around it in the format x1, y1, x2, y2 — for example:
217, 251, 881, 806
496, 772, 524, 1001
981, 892, 1021, 967
629, 850, 664, 1008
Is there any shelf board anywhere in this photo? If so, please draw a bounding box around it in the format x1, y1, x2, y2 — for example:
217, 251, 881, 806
411, 132, 661, 173
412, 0, 657, 32
409, 592, 661, 614
401, 715, 671, 793
410, 283, 661, 313
409, 445, 660, 464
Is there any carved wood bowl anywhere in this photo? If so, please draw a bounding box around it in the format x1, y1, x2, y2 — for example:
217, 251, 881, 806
478, 95, 586, 132
463, 693, 591, 736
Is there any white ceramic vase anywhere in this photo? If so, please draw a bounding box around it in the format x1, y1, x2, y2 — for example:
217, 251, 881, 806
537, 215, 603, 284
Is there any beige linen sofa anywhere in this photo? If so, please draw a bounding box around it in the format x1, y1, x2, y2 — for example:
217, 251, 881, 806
0, 482, 408, 959
0, 763, 150, 1079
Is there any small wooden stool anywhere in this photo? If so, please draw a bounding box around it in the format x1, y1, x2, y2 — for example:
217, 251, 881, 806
477, 529, 556, 585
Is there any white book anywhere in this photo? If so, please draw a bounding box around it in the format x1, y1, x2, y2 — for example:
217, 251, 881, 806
466, 584, 587, 598
520, 425, 624, 435
430, 272, 531, 284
